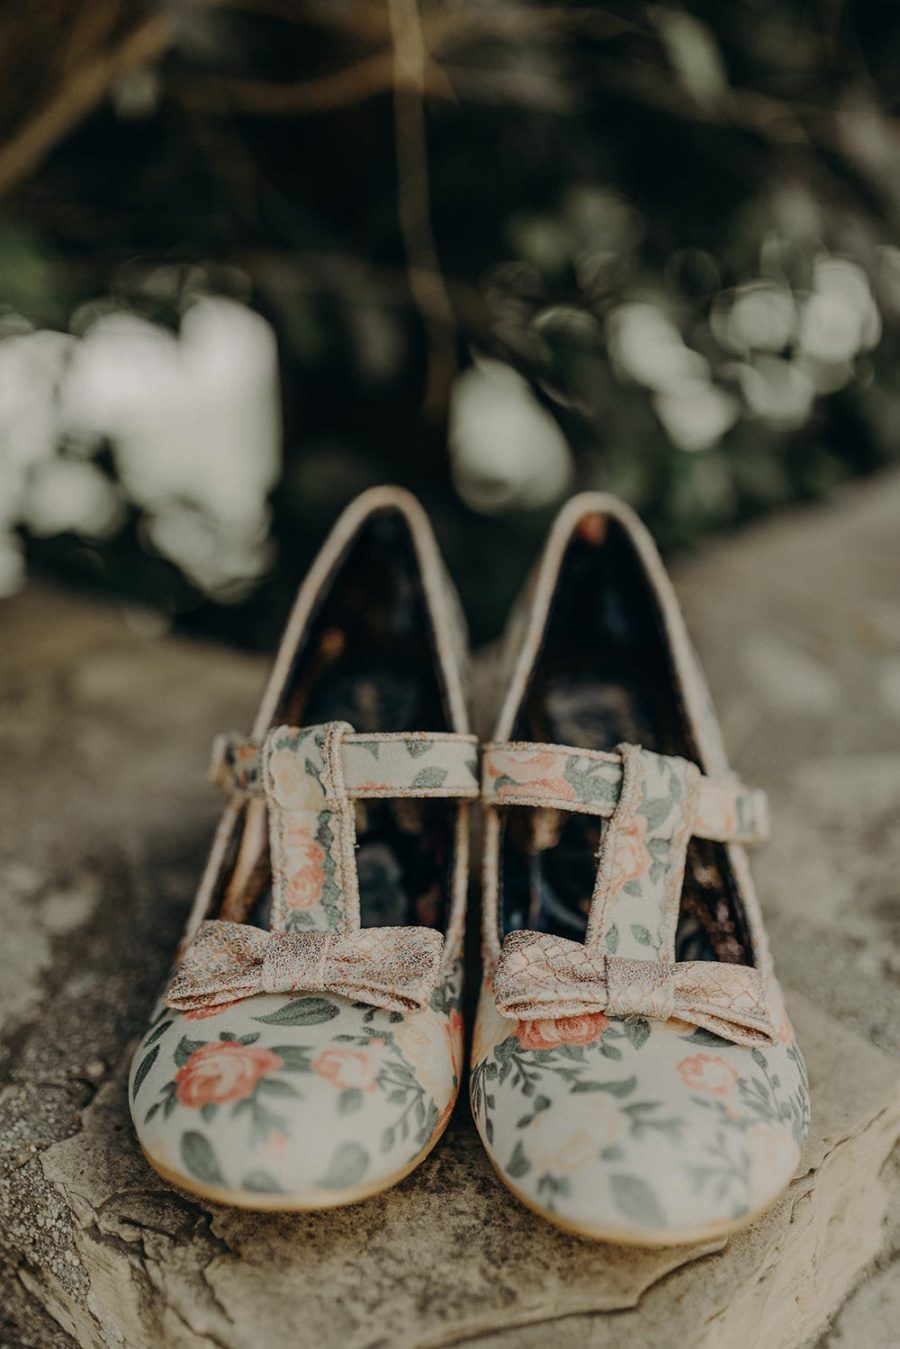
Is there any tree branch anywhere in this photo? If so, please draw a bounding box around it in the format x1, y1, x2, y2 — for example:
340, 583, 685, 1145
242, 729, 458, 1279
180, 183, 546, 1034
0, 12, 174, 200
387, 0, 457, 413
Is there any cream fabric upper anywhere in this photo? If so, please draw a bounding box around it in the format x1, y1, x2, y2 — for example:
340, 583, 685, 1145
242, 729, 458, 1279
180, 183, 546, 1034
471, 493, 810, 1241
130, 488, 473, 1206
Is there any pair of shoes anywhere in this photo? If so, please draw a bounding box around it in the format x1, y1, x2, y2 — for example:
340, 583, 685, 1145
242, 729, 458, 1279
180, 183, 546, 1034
129, 486, 809, 1244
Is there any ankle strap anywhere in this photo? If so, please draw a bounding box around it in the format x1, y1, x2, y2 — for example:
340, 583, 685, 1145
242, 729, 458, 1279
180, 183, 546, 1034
482, 739, 768, 845
211, 729, 479, 801
484, 738, 768, 968
209, 723, 476, 937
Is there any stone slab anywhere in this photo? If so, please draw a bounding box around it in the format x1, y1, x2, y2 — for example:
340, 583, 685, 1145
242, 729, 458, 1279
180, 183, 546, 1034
2, 472, 900, 1348
31, 993, 900, 1349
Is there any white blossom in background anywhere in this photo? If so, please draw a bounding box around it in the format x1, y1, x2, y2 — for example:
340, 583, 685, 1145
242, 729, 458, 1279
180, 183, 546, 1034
62, 297, 281, 595
449, 358, 573, 513
607, 302, 738, 452
736, 355, 815, 429
0, 328, 77, 596
0, 329, 74, 472
0, 297, 281, 600
798, 256, 881, 384
607, 303, 708, 392
24, 458, 123, 538
713, 281, 797, 354
604, 252, 884, 451
653, 378, 739, 453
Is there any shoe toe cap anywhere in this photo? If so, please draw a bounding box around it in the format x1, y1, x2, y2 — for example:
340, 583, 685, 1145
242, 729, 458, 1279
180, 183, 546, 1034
131, 989, 463, 1207
472, 1005, 808, 1242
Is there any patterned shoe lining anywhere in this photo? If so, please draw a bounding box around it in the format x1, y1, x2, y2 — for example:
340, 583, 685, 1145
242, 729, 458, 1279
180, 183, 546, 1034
222, 511, 457, 933
500, 519, 754, 965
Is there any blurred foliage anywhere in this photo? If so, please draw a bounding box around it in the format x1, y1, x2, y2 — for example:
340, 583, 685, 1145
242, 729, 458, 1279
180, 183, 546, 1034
2, 0, 900, 646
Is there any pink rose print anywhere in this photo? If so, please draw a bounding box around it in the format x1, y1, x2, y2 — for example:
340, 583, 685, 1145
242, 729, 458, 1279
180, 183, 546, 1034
677, 1052, 740, 1101
490, 751, 575, 802
175, 1042, 284, 1108
517, 1012, 608, 1050
313, 1046, 378, 1092
284, 824, 326, 910
605, 812, 651, 889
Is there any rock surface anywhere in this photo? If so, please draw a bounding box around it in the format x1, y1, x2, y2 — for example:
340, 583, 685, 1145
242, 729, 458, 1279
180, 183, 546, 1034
2, 474, 899, 1348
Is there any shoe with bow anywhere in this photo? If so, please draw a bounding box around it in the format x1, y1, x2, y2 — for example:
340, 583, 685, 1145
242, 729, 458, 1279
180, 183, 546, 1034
471, 494, 809, 1244
129, 488, 474, 1209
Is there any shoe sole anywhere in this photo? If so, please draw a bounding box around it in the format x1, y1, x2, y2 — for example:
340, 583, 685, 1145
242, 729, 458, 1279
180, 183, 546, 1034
484, 1146, 793, 1247
138, 1109, 453, 1212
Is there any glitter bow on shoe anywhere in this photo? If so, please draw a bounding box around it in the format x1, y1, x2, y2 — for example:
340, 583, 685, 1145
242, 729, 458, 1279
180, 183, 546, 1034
167, 920, 444, 1014
493, 930, 777, 1047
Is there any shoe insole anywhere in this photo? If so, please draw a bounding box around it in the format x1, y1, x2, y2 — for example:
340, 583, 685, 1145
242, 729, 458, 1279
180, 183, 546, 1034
499, 525, 754, 966
219, 512, 455, 933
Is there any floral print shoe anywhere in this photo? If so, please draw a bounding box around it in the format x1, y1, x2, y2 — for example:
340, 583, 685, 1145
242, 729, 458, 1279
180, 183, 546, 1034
471, 493, 809, 1245
130, 487, 474, 1209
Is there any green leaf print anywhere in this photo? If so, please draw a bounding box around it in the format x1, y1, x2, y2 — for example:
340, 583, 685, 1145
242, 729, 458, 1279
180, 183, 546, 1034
605, 924, 619, 954
339, 1087, 364, 1114
680, 1026, 731, 1047
506, 1140, 531, 1179
319, 1141, 369, 1189
630, 924, 653, 946
144, 1019, 173, 1048
564, 756, 618, 802
173, 1036, 207, 1068
180, 1131, 226, 1187
622, 1018, 651, 1050
132, 1043, 159, 1099
410, 766, 448, 789
270, 1044, 314, 1071
254, 997, 340, 1026
610, 1173, 666, 1228
571, 1075, 636, 1097
242, 1169, 284, 1193
405, 739, 433, 757
640, 796, 673, 831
